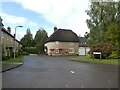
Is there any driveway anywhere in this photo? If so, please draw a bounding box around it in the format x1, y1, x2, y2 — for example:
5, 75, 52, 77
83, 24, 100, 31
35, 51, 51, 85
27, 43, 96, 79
2, 55, 118, 88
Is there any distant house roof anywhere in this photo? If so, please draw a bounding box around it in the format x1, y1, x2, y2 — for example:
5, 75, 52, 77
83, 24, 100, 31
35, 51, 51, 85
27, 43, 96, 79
2, 27, 20, 43
2, 27, 14, 38
45, 29, 79, 43
79, 37, 88, 47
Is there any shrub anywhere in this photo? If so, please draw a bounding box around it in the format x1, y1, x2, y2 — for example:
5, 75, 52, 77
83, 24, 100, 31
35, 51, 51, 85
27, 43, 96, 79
2, 56, 9, 60
2, 49, 10, 60
90, 43, 114, 59
11, 51, 19, 58
88, 54, 92, 58
109, 51, 118, 59
20, 51, 29, 55
26, 47, 38, 54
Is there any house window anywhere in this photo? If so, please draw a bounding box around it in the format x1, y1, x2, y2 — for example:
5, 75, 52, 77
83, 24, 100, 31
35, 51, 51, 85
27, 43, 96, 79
68, 48, 74, 53
54, 48, 59, 53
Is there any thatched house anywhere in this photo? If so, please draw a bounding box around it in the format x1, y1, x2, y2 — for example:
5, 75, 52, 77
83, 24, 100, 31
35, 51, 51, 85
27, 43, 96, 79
45, 27, 79, 56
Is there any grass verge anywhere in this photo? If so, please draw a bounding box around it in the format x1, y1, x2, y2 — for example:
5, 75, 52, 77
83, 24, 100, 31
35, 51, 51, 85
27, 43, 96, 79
71, 57, 120, 65
4, 56, 23, 63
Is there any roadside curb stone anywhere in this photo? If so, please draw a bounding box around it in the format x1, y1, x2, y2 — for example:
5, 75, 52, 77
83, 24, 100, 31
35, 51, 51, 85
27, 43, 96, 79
0, 62, 23, 73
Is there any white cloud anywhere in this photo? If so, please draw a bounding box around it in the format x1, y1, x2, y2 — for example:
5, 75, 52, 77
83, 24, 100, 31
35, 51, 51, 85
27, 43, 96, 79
1, 0, 91, 41
28, 22, 38, 27
2, 13, 26, 24
14, 0, 90, 36
0, 10, 38, 40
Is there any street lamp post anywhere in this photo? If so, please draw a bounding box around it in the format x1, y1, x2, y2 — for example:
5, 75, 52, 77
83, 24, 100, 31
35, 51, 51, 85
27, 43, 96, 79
14, 26, 23, 59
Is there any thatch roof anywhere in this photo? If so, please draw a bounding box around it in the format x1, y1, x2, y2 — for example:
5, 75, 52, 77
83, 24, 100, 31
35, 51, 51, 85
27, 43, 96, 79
45, 29, 79, 43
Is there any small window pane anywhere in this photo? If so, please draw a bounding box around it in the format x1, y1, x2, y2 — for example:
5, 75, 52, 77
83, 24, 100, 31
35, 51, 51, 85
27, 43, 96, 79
54, 48, 59, 53
68, 48, 74, 53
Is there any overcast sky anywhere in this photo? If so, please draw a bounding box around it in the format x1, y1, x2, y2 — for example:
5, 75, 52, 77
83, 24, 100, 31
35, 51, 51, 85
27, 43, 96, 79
0, 0, 91, 40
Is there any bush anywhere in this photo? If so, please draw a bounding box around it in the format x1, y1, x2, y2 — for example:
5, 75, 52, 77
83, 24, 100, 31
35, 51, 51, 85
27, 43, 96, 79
90, 43, 114, 59
26, 47, 38, 54
88, 54, 92, 58
2, 56, 9, 60
11, 51, 19, 58
20, 51, 29, 55
109, 51, 118, 59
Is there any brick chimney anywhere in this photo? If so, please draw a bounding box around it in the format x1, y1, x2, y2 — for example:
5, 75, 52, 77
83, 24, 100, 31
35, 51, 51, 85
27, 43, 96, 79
54, 26, 57, 32
7, 27, 11, 33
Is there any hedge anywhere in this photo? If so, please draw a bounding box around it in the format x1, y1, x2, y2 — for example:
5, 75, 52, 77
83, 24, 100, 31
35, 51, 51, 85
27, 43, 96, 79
26, 47, 38, 54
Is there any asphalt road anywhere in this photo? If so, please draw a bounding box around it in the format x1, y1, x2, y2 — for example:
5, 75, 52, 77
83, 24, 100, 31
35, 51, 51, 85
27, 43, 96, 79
2, 55, 118, 88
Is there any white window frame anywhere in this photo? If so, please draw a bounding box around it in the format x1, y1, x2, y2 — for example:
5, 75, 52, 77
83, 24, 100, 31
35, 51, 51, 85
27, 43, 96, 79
54, 48, 59, 53
68, 48, 74, 53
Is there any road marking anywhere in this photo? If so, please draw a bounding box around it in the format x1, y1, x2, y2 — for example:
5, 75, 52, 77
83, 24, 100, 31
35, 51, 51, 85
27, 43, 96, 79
70, 71, 75, 74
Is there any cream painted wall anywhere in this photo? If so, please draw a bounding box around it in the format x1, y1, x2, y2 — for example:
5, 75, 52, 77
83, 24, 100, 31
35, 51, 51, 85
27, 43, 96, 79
45, 41, 79, 56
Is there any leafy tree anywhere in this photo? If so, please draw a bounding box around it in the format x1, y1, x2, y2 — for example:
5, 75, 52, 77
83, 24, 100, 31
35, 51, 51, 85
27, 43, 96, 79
34, 28, 48, 54
20, 28, 34, 47
105, 23, 120, 58
86, 1, 120, 58
86, 2, 117, 45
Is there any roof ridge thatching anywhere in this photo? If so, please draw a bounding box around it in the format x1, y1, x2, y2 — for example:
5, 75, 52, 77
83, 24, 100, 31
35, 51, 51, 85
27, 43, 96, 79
45, 29, 79, 43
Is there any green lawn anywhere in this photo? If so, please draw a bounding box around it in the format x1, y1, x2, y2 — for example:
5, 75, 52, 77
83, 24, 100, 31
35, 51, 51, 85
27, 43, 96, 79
71, 57, 120, 65
4, 57, 24, 63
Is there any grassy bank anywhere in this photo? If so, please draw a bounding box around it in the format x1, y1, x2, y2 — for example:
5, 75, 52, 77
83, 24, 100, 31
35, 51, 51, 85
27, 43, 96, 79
71, 57, 120, 65
4, 56, 24, 63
